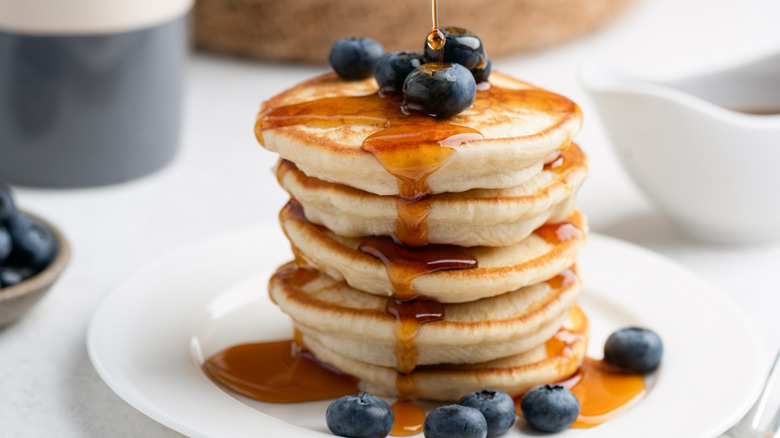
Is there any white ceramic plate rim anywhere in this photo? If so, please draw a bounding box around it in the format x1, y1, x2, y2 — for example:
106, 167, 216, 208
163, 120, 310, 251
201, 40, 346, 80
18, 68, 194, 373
87, 226, 765, 438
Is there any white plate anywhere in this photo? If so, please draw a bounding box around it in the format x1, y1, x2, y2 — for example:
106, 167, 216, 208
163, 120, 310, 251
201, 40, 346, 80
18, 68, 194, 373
88, 226, 765, 438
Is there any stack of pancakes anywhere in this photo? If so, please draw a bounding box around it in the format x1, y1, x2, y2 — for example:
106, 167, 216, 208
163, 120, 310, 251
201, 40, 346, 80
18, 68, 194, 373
256, 71, 591, 401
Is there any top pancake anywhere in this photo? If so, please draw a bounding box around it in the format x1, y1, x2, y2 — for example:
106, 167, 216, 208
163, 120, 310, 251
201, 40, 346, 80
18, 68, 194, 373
256, 71, 582, 196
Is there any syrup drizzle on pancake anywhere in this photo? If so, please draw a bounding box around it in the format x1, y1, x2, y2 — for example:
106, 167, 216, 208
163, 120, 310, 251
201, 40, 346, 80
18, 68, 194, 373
258, 82, 579, 248
385, 298, 446, 376
358, 238, 477, 378
358, 237, 477, 301
276, 191, 475, 388
259, 91, 481, 248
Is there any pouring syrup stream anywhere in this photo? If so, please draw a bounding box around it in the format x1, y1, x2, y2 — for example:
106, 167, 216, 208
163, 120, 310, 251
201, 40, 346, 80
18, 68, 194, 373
427, 0, 446, 57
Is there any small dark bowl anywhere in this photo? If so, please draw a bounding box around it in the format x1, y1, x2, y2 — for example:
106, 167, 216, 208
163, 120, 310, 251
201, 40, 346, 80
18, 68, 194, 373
0, 212, 71, 328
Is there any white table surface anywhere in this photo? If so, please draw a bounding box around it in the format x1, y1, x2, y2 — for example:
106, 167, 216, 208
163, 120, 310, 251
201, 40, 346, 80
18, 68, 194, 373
2, 0, 780, 436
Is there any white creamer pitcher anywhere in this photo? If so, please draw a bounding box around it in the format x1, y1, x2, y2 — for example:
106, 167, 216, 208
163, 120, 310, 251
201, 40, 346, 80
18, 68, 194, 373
581, 49, 780, 243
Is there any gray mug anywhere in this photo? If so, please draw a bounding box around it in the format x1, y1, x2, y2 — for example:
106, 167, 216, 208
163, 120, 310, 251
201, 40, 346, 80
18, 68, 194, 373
0, 1, 192, 187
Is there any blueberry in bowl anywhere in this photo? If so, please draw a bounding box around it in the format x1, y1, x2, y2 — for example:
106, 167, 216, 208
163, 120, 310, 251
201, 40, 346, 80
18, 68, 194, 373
0, 182, 71, 328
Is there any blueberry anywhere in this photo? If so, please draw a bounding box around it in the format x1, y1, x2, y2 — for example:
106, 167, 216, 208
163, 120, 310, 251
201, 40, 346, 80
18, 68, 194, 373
326, 393, 393, 438
0, 181, 17, 224
374, 51, 426, 93
424, 405, 487, 438
0, 226, 11, 263
424, 27, 487, 71
520, 385, 579, 433
329, 37, 385, 80
403, 63, 476, 118
7, 214, 57, 270
604, 327, 663, 373
471, 57, 492, 84
0, 266, 33, 288
458, 389, 516, 436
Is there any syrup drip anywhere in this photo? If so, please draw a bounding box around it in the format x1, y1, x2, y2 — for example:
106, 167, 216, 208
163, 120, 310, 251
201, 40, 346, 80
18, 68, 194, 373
427, 0, 445, 55
203, 339, 358, 403
545, 267, 578, 289
543, 153, 565, 171
427, 29, 446, 52
541, 140, 587, 181
358, 237, 477, 301
359, 236, 476, 393
390, 400, 426, 436
386, 298, 445, 375
363, 125, 482, 247
534, 221, 584, 245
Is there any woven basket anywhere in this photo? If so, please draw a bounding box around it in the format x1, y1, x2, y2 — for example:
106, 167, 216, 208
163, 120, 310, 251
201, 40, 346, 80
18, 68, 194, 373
194, 0, 635, 63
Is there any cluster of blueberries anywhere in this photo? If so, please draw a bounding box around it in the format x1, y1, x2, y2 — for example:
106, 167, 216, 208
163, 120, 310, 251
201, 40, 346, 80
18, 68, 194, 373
328, 27, 491, 118
0, 182, 58, 289
325, 327, 662, 437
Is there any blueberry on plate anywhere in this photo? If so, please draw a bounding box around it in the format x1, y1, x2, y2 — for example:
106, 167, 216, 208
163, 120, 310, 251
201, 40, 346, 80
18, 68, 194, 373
374, 51, 426, 93
604, 327, 663, 373
0, 226, 11, 263
0, 181, 16, 223
424, 404, 487, 438
520, 385, 579, 433
458, 389, 516, 436
403, 63, 476, 118
471, 57, 492, 84
423, 27, 487, 71
7, 214, 57, 270
329, 37, 385, 80
326, 393, 393, 438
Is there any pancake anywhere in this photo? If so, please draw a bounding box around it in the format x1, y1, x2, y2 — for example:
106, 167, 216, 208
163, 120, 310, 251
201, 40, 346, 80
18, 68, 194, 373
268, 263, 581, 369
281, 200, 587, 302
301, 306, 589, 401
256, 71, 582, 196
275, 143, 588, 247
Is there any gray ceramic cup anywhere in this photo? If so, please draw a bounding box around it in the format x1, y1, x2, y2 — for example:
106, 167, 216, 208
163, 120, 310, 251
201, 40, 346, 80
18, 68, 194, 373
0, 2, 191, 187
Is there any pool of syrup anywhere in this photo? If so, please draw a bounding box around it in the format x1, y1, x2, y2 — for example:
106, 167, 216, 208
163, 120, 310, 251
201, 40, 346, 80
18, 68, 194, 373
204, 307, 646, 432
